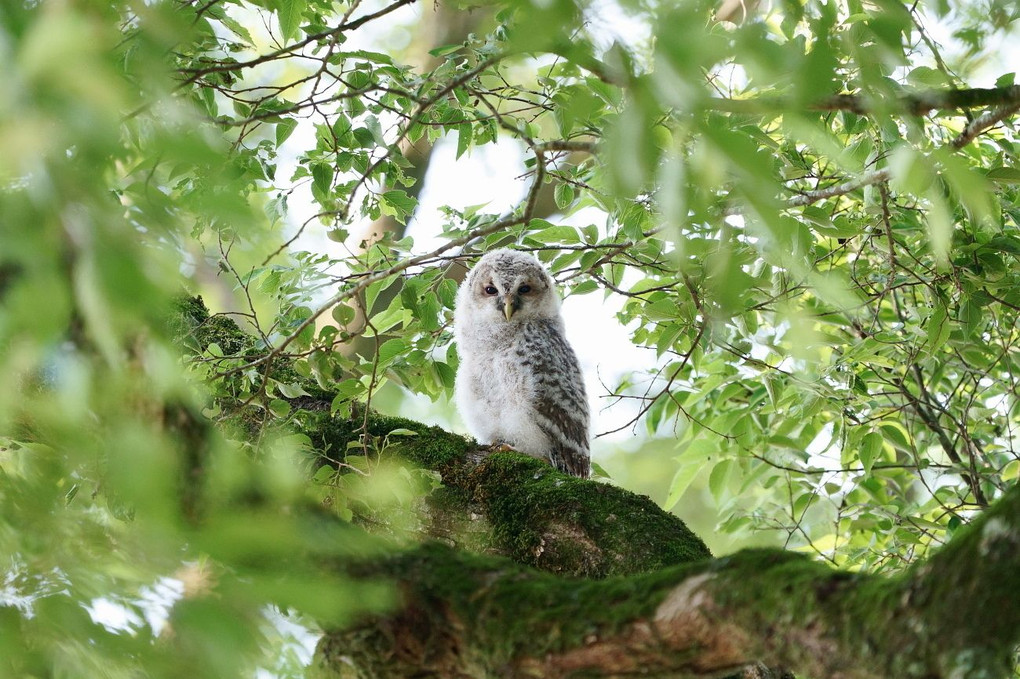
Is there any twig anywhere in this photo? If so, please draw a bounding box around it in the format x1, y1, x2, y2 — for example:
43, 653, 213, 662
341, 55, 503, 217
951, 103, 1020, 148
178, 0, 421, 83
214, 214, 526, 379
786, 169, 891, 208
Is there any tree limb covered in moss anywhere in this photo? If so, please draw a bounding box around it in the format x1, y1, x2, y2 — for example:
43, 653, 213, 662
297, 407, 712, 578
176, 297, 712, 577
317, 483, 1020, 679
175, 298, 1020, 679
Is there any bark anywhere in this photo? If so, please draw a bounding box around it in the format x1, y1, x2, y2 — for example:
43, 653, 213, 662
315, 482, 1020, 679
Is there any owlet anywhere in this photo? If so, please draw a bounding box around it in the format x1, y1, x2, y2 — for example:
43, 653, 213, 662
454, 249, 590, 477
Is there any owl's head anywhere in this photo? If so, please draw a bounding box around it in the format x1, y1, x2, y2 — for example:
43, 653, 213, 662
456, 249, 561, 325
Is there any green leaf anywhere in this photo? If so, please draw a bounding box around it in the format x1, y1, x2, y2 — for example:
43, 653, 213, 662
905, 66, 948, 86
456, 122, 472, 159
347, 70, 372, 90
590, 461, 611, 479
531, 221, 581, 244
269, 398, 291, 417
276, 0, 306, 41
985, 167, 1020, 185
859, 431, 883, 475
211, 10, 255, 45
879, 422, 910, 450
418, 293, 442, 332
708, 459, 732, 502
380, 190, 417, 224
276, 381, 309, 398
276, 118, 299, 146
365, 275, 397, 314
663, 447, 707, 510
428, 44, 463, 57
925, 302, 950, 355
433, 361, 455, 388
986, 236, 1020, 255
311, 163, 332, 196
437, 279, 459, 309
554, 183, 575, 209
332, 303, 356, 326
377, 338, 408, 364
265, 194, 287, 225
313, 465, 335, 483
569, 280, 599, 296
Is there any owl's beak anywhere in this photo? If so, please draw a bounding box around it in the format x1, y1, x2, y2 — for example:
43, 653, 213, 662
503, 296, 516, 321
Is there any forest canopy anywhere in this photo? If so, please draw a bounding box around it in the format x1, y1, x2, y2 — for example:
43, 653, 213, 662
1, 0, 1019, 677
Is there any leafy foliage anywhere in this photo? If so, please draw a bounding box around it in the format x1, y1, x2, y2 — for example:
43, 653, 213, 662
1, 0, 1019, 676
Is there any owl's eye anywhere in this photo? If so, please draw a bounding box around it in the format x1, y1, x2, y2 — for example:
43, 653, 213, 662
483, 285, 498, 295
518, 285, 531, 294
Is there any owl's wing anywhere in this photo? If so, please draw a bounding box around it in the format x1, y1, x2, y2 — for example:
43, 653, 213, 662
529, 322, 591, 477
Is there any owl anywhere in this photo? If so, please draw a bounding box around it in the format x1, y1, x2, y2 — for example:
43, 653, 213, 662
454, 249, 590, 478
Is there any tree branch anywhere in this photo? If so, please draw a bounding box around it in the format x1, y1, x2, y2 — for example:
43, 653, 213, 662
951, 102, 1020, 148
707, 85, 1020, 116
316, 483, 1020, 679
297, 409, 713, 577
786, 168, 891, 208
177, 0, 422, 84
784, 98, 1019, 209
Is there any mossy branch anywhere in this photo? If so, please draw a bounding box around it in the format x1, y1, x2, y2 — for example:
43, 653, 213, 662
299, 407, 712, 578
318, 483, 1020, 679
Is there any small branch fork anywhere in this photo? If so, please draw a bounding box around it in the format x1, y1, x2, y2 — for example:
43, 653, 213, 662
177, 0, 422, 86
786, 99, 1019, 208
950, 102, 1020, 149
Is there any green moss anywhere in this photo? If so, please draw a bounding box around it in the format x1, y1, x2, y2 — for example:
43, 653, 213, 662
297, 406, 475, 473
170, 295, 252, 356
472, 451, 712, 576
361, 541, 709, 668
322, 541, 721, 676
297, 412, 712, 577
